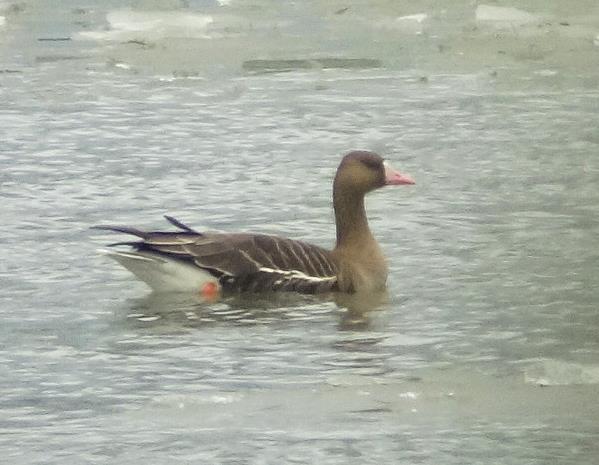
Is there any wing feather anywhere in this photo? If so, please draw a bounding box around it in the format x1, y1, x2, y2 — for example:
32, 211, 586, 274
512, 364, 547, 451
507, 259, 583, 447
94, 217, 339, 294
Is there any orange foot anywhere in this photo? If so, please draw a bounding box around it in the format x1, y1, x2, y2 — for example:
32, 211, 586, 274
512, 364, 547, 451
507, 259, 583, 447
200, 281, 220, 301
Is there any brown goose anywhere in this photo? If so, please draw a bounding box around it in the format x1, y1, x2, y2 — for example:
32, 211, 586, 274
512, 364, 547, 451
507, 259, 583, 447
94, 151, 414, 295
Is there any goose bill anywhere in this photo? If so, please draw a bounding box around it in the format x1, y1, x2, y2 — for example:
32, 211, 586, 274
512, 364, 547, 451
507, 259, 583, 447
384, 161, 415, 185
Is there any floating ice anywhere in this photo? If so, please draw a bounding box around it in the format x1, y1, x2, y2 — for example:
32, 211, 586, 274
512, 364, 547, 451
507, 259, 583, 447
242, 58, 382, 73
0, 16, 5, 27
534, 69, 558, 76
113, 62, 131, 70
476, 5, 540, 25
394, 13, 428, 34
524, 359, 599, 386
77, 9, 214, 42
396, 13, 428, 24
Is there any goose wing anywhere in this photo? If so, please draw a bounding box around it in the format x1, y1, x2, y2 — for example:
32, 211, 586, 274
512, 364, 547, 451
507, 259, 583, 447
94, 217, 339, 294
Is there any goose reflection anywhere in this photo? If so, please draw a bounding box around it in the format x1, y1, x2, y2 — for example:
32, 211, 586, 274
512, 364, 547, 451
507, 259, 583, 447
119, 289, 390, 331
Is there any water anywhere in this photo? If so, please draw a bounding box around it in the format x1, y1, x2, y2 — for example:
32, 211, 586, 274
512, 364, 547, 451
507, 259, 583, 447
1, 1, 599, 464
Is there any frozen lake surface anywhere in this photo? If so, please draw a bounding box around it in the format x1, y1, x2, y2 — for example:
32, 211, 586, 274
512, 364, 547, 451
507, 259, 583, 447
1, 1, 599, 463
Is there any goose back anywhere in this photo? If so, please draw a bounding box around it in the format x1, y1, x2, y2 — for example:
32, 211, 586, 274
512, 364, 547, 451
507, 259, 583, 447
96, 220, 339, 294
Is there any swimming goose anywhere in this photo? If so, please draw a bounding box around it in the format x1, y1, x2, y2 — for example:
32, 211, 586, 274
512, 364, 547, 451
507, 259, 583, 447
93, 151, 414, 295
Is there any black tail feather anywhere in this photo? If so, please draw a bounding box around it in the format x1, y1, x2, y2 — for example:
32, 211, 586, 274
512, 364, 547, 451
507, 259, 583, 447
164, 215, 200, 234
107, 240, 144, 248
91, 225, 148, 238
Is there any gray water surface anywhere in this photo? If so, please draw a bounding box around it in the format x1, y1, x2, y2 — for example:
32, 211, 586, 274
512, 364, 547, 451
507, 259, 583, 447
1, 1, 599, 464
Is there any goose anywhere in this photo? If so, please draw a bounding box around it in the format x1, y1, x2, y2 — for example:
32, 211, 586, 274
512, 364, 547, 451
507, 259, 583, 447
93, 150, 414, 297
